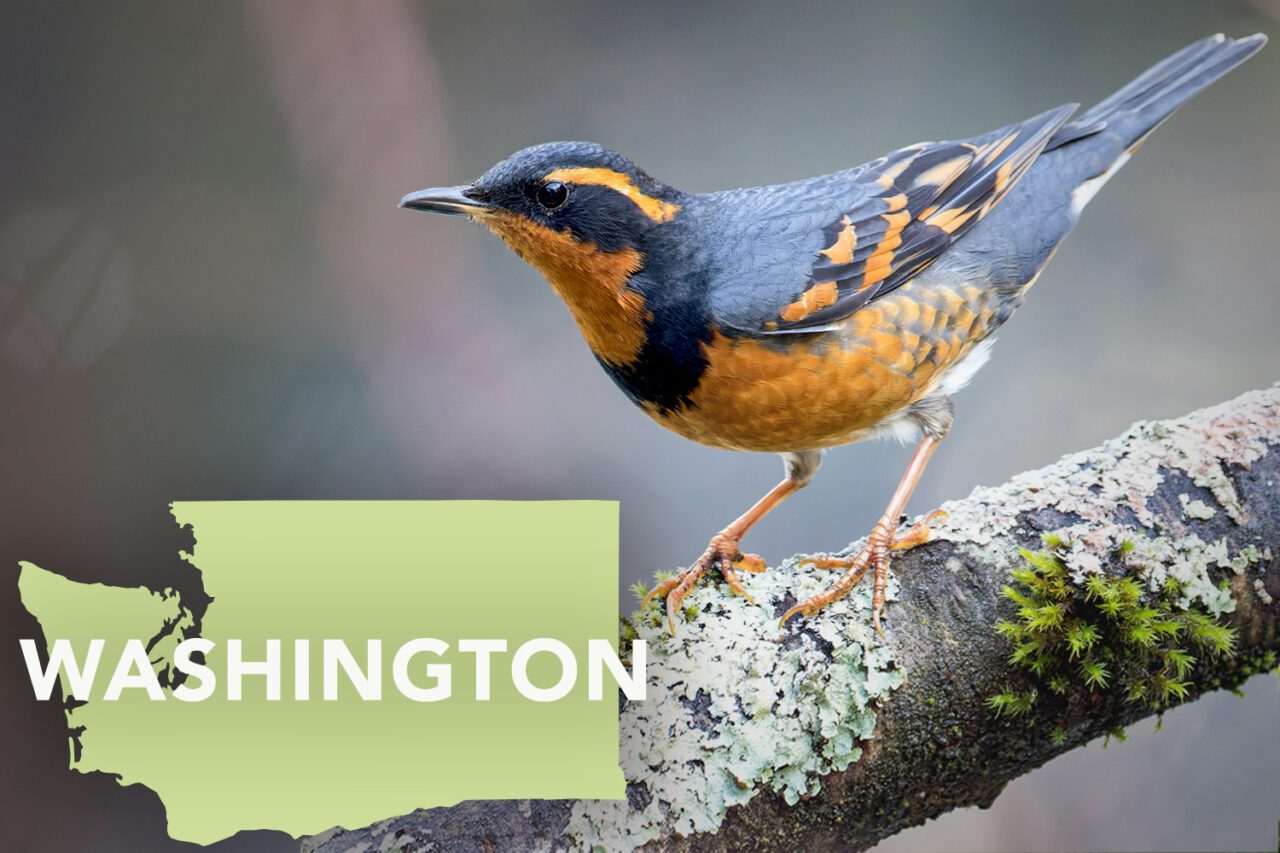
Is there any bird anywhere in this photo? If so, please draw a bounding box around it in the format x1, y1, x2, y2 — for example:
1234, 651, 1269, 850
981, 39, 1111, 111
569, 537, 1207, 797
400, 34, 1267, 637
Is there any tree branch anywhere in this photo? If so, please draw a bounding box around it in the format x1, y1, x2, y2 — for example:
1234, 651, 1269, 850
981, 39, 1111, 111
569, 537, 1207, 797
305, 386, 1280, 853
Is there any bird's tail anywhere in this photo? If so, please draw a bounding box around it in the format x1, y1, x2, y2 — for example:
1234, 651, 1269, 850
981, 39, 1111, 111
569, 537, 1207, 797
1049, 33, 1268, 156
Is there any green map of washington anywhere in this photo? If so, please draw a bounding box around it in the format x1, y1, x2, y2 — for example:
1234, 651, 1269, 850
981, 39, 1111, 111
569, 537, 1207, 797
17, 501, 625, 844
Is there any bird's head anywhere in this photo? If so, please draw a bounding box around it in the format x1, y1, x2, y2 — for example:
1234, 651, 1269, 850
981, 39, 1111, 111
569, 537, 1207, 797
401, 142, 686, 366
400, 141, 683, 280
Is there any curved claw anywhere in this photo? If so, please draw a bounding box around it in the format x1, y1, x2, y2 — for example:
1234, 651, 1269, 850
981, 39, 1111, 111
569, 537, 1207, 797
779, 549, 874, 631
662, 563, 706, 636
641, 574, 682, 615
870, 552, 890, 637
778, 600, 813, 630
727, 573, 752, 601
665, 590, 681, 637
798, 555, 852, 571
872, 608, 885, 638
890, 509, 948, 551
785, 508, 943, 633
644, 536, 769, 635
721, 557, 756, 605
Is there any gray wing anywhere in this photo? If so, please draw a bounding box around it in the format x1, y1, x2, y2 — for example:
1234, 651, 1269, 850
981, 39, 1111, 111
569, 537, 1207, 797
706, 104, 1077, 335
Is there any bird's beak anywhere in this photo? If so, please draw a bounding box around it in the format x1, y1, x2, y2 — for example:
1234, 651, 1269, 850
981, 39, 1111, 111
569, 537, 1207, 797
398, 185, 491, 216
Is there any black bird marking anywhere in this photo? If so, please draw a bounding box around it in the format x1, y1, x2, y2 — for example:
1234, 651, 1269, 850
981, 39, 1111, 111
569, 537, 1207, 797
401, 34, 1268, 635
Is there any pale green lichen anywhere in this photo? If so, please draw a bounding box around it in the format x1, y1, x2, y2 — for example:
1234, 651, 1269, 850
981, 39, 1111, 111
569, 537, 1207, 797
571, 390, 1277, 850
933, 388, 1280, 614
1179, 494, 1217, 520
1124, 534, 1264, 616
566, 562, 902, 849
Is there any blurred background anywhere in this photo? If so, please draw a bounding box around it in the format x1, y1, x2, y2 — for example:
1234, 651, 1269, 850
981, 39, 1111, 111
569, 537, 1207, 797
2, 1, 1278, 850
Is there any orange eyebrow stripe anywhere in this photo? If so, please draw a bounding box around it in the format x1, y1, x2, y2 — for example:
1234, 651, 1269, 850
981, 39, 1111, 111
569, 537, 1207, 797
545, 167, 682, 222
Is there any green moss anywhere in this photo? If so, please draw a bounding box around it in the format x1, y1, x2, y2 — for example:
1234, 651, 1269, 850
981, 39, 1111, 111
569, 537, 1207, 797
629, 580, 650, 603
991, 542, 1237, 716
631, 570, 671, 631
986, 687, 1037, 717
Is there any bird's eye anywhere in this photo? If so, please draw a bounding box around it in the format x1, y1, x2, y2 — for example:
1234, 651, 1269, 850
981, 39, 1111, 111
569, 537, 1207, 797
537, 181, 568, 209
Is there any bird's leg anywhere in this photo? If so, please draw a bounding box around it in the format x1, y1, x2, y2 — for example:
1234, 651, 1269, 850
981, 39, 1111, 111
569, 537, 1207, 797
642, 480, 795, 636
645, 451, 822, 635
781, 435, 944, 635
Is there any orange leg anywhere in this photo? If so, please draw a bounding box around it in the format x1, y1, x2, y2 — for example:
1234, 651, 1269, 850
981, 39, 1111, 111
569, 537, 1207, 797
645, 451, 821, 635
780, 435, 945, 635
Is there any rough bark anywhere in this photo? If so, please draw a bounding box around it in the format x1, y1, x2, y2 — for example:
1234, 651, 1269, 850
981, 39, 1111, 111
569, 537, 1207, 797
304, 386, 1280, 853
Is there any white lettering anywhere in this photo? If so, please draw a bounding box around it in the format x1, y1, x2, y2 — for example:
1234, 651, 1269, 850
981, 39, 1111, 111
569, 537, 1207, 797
457, 639, 506, 700
172, 638, 216, 702
588, 639, 646, 701
294, 639, 310, 701
227, 639, 281, 701
323, 639, 381, 700
20, 638, 104, 701
104, 639, 164, 701
392, 638, 451, 702
511, 638, 576, 702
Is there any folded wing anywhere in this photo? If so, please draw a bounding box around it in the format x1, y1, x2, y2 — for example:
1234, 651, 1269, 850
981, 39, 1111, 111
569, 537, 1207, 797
714, 104, 1077, 334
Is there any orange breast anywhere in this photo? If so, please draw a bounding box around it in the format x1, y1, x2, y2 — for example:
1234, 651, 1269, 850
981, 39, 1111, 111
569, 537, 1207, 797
481, 211, 650, 367
653, 281, 996, 452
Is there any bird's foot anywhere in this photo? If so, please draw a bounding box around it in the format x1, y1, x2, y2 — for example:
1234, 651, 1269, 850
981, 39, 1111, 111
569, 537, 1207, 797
642, 533, 767, 635
780, 510, 946, 635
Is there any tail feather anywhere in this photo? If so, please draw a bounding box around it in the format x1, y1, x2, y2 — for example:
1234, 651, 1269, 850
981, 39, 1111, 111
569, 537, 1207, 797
1049, 33, 1268, 154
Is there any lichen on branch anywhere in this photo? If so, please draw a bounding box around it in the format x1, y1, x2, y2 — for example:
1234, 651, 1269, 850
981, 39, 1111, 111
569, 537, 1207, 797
306, 386, 1280, 853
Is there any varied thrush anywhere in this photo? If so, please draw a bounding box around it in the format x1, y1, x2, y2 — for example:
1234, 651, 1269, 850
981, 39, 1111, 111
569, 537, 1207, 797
402, 34, 1266, 636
